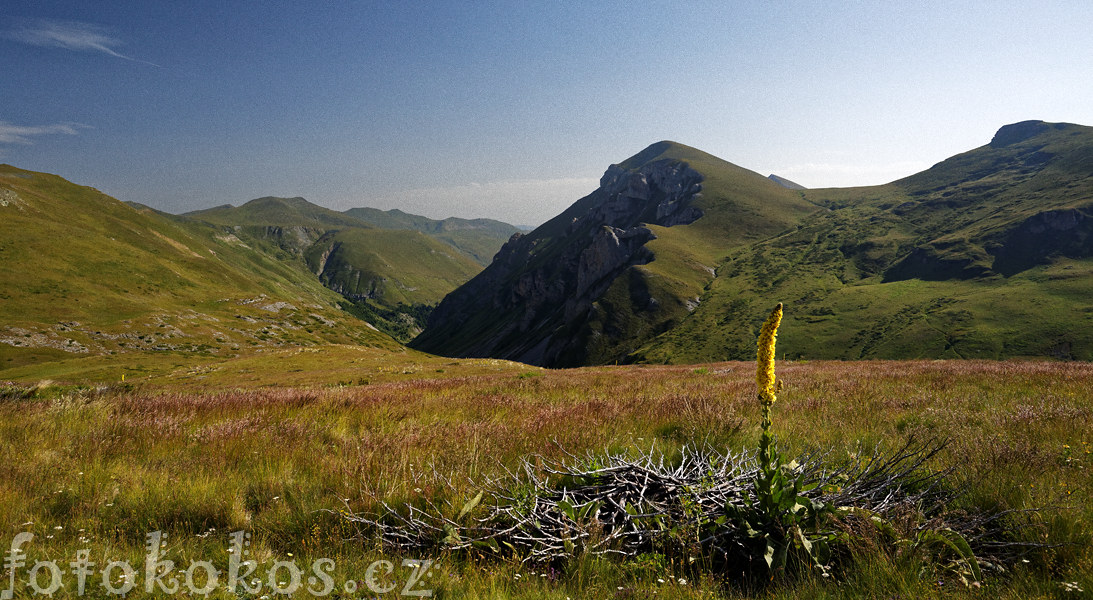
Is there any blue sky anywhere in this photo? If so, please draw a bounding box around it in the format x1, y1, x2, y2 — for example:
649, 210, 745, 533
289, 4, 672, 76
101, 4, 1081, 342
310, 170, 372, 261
3, 1, 1092, 226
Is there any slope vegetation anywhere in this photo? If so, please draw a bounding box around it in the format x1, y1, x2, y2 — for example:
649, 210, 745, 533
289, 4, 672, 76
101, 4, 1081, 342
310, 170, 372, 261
636, 121, 1093, 362
345, 207, 522, 265
417, 121, 1093, 365
0, 166, 395, 371
412, 141, 819, 366
186, 198, 484, 340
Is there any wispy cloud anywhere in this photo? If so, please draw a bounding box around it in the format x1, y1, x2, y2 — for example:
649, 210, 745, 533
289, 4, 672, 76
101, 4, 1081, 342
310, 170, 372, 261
4, 19, 158, 66
0, 121, 91, 145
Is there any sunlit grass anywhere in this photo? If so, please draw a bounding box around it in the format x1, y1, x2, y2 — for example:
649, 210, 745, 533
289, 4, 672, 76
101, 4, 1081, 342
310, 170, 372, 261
2, 359, 1090, 597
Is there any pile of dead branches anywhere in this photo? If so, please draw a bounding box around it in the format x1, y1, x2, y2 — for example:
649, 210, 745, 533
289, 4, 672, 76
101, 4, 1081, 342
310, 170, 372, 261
341, 438, 1043, 579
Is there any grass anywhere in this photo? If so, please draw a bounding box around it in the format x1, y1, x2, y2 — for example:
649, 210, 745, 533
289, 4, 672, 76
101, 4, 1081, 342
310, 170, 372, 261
344, 206, 521, 266
304, 228, 483, 306
2, 358, 1090, 598
0, 165, 396, 372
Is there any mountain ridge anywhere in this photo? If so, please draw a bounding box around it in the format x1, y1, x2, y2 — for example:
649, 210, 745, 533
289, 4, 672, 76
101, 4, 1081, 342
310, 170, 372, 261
411, 140, 819, 365
4, 119, 1091, 373
636, 120, 1093, 362
415, 122, 1093, 364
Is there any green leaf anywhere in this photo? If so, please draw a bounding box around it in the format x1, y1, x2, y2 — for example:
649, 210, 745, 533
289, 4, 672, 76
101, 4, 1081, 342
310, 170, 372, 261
457, 490, 484, 521
442, 523, 462, 546
579, 500, 601, 521
794, 526, 813, 553
933, 528, 983, 582
557, 499, 575, 520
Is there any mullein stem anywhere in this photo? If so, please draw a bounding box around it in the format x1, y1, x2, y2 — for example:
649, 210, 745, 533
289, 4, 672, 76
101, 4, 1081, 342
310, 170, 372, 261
756, 303, 783, 475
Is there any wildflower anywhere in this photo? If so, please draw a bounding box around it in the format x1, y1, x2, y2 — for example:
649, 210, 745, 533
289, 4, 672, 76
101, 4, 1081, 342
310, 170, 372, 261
756, 303, 783, 406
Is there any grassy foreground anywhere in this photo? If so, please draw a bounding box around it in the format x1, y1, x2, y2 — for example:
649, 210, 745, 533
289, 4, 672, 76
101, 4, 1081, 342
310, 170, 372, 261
1, 358, 1091, 598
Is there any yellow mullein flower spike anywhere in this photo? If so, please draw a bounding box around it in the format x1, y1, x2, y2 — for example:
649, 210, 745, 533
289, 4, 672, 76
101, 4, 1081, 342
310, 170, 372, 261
756, 303, 783, 406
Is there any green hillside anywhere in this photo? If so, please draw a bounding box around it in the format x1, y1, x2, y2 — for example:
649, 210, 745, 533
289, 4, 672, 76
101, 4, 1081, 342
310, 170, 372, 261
634, 121, 1093, 362
412, 141, 820, 366
416, 122, 1093, 365
304, 228, 483, 306
0, 165, 395, 373
185, 197, 487, 340
345, 207, 521, 265
185, 196, 374, 254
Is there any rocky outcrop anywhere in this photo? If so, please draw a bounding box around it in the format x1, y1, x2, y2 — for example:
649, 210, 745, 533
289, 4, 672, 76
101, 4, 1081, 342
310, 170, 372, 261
586, 159, 704, 230
259, 225, 324, 253
883, 243, 994, 282
575, 226, 656, 300
412, 153, 706, 366
308, 236, 341, 277
990, 120, 1054, 147
991, 206, 1093, 275
0, 187, 24, 208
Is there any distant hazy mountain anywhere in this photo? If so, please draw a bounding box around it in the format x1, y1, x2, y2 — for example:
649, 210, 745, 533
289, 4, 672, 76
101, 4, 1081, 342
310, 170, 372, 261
768, 174, 806, 190
415, 121, 1093, 364
344, 207, 522, 266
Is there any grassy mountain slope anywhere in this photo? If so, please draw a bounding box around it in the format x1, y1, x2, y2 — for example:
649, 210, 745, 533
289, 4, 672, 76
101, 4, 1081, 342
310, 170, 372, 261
185, 197, 487, 341
303, 228, 483, 305
412, 141, 820, 366
579, 143, 820, 364
635, 121, 1093, 362
345, 207, 521, 265
0, 165, 396, 372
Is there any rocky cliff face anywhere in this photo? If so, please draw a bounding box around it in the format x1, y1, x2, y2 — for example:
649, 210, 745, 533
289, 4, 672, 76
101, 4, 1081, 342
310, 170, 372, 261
412, 154, 705, 366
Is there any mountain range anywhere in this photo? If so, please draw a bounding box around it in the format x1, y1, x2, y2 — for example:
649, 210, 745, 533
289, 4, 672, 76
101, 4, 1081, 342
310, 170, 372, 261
182, 198, 519, 340
2, 119, 1091, 379
414, 120, 1093, 364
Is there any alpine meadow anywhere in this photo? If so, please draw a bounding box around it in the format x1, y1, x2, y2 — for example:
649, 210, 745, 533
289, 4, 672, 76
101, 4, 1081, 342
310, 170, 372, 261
2, 116, 1092, 598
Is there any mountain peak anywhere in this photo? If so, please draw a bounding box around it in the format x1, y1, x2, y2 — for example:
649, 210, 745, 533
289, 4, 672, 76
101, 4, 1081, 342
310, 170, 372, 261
616, 140, 705, 170
988, 120, 1078, 147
